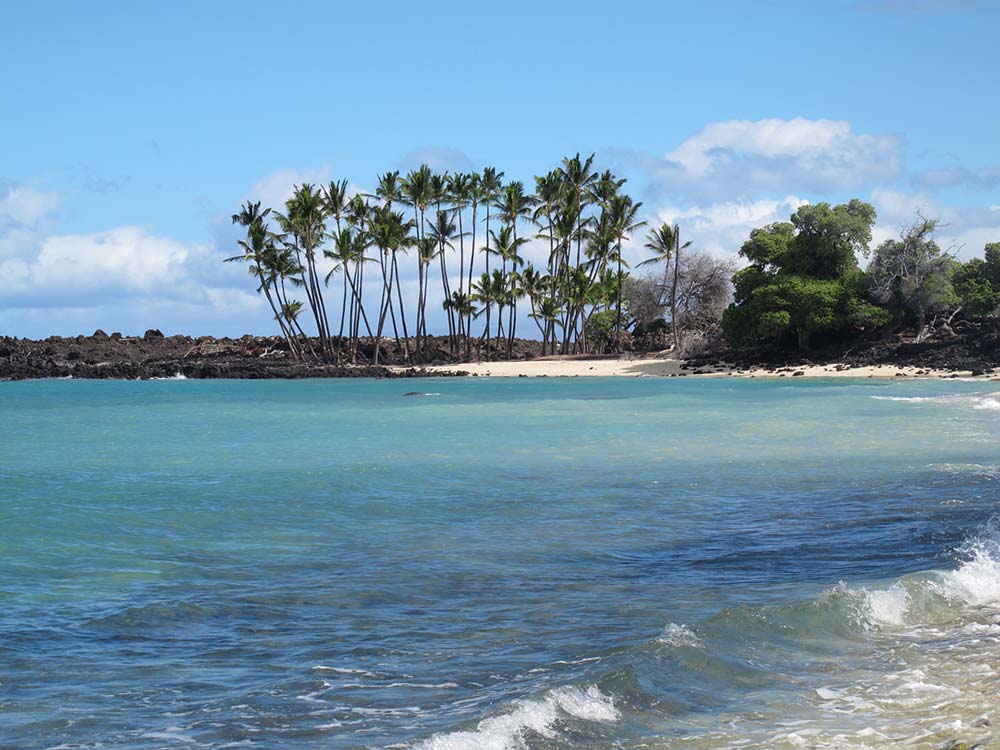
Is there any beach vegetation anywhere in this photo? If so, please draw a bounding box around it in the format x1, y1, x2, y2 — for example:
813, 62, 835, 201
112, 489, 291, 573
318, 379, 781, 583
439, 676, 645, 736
722, 200, 889, 349
230, 167, 999, 362
229, 155, 648, 363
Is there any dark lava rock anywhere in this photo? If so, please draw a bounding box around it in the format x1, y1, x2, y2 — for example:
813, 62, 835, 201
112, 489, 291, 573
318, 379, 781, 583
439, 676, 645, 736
143, 329, 165, 340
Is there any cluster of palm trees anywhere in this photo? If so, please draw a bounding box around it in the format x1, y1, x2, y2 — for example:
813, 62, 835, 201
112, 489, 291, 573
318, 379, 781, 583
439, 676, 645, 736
228, 154, 681, 364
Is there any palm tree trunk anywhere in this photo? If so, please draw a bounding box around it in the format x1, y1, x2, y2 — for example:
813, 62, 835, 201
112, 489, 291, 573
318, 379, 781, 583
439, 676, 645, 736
671, 233, 681, 352
257, 270, 300, 360
338, 269, 348, 344
392, 252, 411, 363
615, 246, 623, 351
468, 201, 478, 346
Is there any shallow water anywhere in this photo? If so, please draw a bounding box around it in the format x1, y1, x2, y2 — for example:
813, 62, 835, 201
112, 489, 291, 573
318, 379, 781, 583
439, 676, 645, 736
1, 377, 998, 749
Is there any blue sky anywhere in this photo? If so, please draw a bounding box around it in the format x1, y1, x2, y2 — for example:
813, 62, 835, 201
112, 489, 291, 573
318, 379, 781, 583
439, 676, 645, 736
2, 0, 999, 337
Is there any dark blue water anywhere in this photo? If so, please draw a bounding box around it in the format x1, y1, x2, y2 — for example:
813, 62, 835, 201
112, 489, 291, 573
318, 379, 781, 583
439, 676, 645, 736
1, 378, 998, 749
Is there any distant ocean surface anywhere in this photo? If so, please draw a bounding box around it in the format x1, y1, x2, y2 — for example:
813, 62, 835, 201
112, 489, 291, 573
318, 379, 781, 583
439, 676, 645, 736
2, 377, 999, 749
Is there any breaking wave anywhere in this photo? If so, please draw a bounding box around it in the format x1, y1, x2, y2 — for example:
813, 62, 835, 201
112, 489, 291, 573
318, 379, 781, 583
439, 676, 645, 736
410, 519, 1000, 749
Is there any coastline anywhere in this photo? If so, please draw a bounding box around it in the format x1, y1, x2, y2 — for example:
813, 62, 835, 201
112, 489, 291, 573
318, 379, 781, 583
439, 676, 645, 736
3, 331, 999, 381
402, 356, 999, 380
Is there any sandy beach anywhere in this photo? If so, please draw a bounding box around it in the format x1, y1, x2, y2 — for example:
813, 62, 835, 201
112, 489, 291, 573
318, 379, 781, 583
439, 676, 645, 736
405, 356, 997, 379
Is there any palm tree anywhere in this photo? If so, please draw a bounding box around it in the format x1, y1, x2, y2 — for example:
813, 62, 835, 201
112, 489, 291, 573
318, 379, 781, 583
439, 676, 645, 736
227, 158, 652, 361
444, 290, 477, 360
465, 171, 483, 346
277, 184, 332, 360
427, 209, 459, 350
520, 264, 548, 352
479, 166, 504, 281
448, 172, 472, 297
323, 179, 351, 233
325, 227, 353, 342
228, 201, 301, 360
375, 171, 402, 208
345, 195, 374, 359
531, 297, 564, 355
641, 223, 692, 351
415, 236, 438, 358
369, 206, 415, 364
533, 170, 563, 277
606, 194, 645, 344
495, 182, 535, 357
267, 241, 317, 359
559, 153, 598, 268
472, 271, 496, 355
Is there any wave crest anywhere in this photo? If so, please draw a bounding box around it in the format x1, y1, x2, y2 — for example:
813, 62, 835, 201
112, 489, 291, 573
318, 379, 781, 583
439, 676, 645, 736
414, 685, 618, 750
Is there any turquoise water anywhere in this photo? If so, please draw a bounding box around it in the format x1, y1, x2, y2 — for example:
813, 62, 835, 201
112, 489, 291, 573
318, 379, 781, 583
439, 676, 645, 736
2, 377, 999, 749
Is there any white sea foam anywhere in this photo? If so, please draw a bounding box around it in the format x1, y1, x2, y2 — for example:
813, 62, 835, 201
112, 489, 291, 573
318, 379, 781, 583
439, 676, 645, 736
871, 395, 939, 402
413, 685, 618, 750
871, 392, 1000, 411
310, 665, 389, 678
863, 583, 912, 627
152, 372, 188, 380
937, 530, 1000, 607
658, 622, 704, 648
972, 397, 1000, 410
340, 681, 458, 690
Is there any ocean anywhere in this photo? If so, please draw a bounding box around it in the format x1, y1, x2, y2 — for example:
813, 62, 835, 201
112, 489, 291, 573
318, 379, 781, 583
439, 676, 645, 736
2, 377, 998, 749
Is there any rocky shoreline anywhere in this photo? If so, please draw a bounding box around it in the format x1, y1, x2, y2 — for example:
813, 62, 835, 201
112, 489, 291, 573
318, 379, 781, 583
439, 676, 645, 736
3, 321, 1000, 381
0, 330, 471, 381
684, 320, 1000, 377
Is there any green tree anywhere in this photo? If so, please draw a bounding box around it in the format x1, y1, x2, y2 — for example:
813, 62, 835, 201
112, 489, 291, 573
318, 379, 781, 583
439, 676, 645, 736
722, 201, 889, 349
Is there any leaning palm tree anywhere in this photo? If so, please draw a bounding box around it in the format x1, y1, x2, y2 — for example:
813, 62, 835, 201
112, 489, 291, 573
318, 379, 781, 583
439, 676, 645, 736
640, 223, 692, 351
227, 202, 301, 360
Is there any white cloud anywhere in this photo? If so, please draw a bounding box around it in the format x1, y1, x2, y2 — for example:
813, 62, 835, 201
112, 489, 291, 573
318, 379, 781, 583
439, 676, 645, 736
0, 226, 263, 334
0, 182, 60, 228
647, 118, 904, 199
869, 188, 1000, 259
0, 181, 61, 260
36, 227, 189, 290
246, 166, 333, 210
643, 196, 809, 259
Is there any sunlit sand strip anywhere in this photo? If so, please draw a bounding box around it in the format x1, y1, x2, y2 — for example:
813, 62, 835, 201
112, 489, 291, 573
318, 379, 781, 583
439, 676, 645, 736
397, 357, 998, 379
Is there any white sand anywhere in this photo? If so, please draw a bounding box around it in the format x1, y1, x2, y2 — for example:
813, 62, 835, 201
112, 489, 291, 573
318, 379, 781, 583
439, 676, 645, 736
397, 356, 994, 379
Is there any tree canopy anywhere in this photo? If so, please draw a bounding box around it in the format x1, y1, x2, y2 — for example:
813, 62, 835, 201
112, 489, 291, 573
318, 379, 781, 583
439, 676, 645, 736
722, 201, 889, 349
